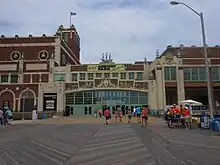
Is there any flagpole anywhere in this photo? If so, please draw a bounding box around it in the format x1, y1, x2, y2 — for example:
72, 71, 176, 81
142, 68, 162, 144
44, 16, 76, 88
69, 13, 72, 27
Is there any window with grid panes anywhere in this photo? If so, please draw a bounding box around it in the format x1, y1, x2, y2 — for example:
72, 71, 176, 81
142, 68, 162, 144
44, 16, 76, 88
96, 73, 102, 78
80, 73, 85, 80
128, 72, 134, 80
120, 72, 126, 79
183, 68, 191, 80
1, 75, 8, 83
184, 67, 207, 81
164, 67, 176, 80
88, 73, 94, 80
10, 74, 18, 83
112, 72, 118, 78
72, 73, 78, 81
191, 68, 198, 80
104, 73, 110, 78
211, 67, 220, 81
136, 72, 143, 80
198, 67, 206, 81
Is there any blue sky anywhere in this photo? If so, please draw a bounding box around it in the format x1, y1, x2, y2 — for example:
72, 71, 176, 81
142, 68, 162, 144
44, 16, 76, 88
0, 0, 219, 63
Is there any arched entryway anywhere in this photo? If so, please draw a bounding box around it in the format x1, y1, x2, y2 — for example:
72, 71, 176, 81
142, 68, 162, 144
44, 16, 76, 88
0, 90, 15, 110
20, 90, 35, 112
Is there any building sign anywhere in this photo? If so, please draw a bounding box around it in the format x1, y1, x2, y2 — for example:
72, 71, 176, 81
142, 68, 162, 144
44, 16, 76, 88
87, 64, 125, 71
43, 93, 57, 111
87, 64, 99, 71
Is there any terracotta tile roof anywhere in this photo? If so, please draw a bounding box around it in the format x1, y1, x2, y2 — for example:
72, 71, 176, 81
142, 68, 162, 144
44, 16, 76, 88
160, 45, 220, 58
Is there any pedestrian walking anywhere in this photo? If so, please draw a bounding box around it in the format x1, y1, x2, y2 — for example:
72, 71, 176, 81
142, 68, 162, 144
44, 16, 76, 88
0, 108, 3, 126
135, 106, 141, 123
104, 108, 110, 124
119, 111, 123, 122
98, 109, 102, 118
5, 108, 13, 125
141, 106, 148, 127
127, 109, 132, 123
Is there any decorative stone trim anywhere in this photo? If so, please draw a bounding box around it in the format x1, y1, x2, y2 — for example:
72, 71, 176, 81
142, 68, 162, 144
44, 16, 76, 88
10, 51, 22, 61
38, 50, 49, 60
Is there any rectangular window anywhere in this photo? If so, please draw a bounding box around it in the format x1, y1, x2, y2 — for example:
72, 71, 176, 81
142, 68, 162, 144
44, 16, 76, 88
88, 73, 93, 80
104, 73, 110, 78
211, 67, 219, 81
120, 73, 126, 79
170, 67, 176, 80
137, 72, 143, 80
184, 67, 207, 81
1, 75, 8, 83
183, 68, 191, 80
112, 73, 118, 78
198, 67, 206, 81
10, 74, 18, 83
80, 73, 85, 80
54, 74, 65, 81
128, 72, 135, 80
164, 67, 176, 81
96, 73, 102, 78
191, 68, 198, 80
72, 73, 78, 81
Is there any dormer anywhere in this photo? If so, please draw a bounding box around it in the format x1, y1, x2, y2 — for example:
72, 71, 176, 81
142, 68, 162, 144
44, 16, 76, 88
15, 35, 19, 39
29, 34, 33, 39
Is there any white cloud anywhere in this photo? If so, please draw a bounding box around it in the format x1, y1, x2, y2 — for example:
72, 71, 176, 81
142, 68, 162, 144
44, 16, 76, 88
0, 0, 219, 63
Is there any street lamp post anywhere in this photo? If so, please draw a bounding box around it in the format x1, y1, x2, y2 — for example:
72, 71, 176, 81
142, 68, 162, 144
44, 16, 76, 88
170, 1, 213, 119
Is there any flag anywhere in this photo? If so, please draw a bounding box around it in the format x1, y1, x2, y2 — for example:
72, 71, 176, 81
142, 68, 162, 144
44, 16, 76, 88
70, 12, 76, 16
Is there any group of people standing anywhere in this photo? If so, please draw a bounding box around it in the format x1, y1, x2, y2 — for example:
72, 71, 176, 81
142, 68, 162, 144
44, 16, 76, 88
0, 108, 13, 126
96, 105, 149, 126
165, 104, 191, 129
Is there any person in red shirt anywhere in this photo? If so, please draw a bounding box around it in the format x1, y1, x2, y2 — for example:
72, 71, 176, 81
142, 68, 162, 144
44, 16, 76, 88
104, 109, 110, 124
141, 106, 148, 126
172, 104, 181, 114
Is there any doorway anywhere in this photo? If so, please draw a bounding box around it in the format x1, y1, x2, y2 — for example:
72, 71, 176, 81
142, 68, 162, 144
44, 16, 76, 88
89, 106, 92, 115
20, 90, 35, 112
84, 107, 88, 115
70, 107, 74, 115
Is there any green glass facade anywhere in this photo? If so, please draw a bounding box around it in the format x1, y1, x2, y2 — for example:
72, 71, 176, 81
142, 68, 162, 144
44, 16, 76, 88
66, 90, 148, 116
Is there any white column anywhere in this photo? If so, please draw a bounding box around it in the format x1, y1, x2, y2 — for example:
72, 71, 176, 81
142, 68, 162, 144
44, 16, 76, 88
155, 68, 165, 110
177, 67, 185, 104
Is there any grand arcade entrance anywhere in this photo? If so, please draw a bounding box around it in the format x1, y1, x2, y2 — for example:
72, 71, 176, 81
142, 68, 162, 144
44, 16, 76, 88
65, 89, 148, 116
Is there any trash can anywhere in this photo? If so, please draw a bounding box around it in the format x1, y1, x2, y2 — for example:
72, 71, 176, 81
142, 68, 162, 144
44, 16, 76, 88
42, 113, 47, 119
212, 118, 220, 132
200, 111, 210, 129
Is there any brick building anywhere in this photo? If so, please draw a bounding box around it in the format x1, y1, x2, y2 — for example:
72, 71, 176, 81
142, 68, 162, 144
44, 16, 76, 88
0, 25, 220, 116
